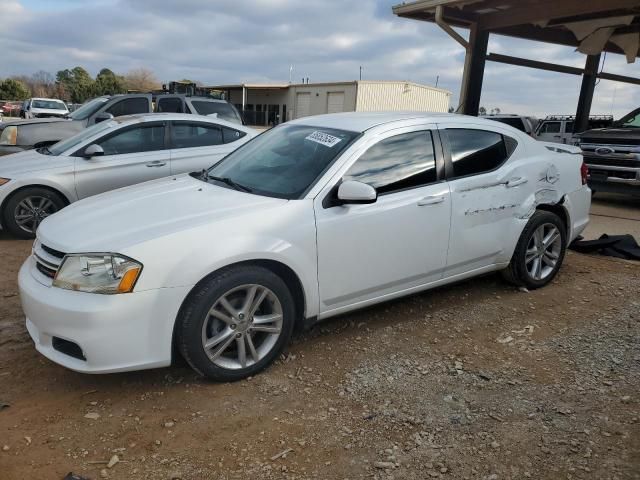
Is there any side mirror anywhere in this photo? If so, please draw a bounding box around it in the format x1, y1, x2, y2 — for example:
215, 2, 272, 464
83, 144, 104, 158
94, 112, 113, 124
337, 180, 377, 205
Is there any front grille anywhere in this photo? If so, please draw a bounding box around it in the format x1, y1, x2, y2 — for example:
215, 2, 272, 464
33, 241, 65, 280
581, 137, 638, 146
52, 337, 86, 361
588, 168, 637, 180
583, 156, 640, 168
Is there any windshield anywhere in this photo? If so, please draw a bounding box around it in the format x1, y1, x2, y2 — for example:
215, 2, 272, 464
48, 120, 117, 155
191, 101, 242, 123
32, 99, 67, 110
207, 124, 360, 199
68, 97, 109, 120
617, 108, 640, 128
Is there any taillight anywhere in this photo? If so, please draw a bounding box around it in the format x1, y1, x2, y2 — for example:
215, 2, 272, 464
580, 161, 588, 185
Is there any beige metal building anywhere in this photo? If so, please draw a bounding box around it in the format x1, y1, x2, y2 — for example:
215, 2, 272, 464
207, 80, 451, 126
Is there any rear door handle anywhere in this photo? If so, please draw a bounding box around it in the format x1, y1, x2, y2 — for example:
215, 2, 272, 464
506, 177, 528, 188
417, 195, 445, 206
146, 161, 167, 167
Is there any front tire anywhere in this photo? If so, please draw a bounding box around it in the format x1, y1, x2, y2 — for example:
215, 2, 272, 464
177, 265, 296, 381
502, 210, 567, 289
2, 187, 66, 239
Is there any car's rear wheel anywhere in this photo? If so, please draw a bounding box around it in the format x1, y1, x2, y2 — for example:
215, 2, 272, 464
502, 210, 567, 289
177, 265, 295, 381
2, 187, 66, 239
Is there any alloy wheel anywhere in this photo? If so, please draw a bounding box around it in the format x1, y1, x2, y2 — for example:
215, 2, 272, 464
525, 223, 562, 281
13, 196, 59, 234
201, 284, 283, 370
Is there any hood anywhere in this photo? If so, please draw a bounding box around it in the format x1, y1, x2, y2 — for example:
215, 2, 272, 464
38, 174, 288, 253
1, 117, 69, 127
0, 149, 72, 176
579, 127, 640, 142
29, 108, 68, 117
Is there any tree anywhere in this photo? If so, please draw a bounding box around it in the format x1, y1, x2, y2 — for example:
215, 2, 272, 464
124, 68, 160, 92
94, 68, 126, 96
56, 66, 95, 103
0, 78, 30, 100
479, 106, 487, 115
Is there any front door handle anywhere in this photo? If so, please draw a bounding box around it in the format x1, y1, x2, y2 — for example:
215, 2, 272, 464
506, 177, 528, 188
417, 195, 445, 206
146, 161, 167, 167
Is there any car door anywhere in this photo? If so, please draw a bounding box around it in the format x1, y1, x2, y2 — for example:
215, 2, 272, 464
74, 121, 170, 199
314, 126, 451, 315
169, 120, 245, 174
438, 124, 531, 277
535, 120, 563, 143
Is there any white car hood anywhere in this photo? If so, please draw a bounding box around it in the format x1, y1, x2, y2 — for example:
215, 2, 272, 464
31, 108, 67, 116
0, 150, 72, 175
38, 174, 288, 253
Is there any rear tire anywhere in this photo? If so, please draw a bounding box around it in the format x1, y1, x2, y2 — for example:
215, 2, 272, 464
501, 210, 567, 289
177, 265, 296, 381
2, 187, 66, 239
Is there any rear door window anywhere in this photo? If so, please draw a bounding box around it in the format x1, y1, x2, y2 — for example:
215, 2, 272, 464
170, 122, 224, 148
445, 129, 514, 179
156, 97, 185, 113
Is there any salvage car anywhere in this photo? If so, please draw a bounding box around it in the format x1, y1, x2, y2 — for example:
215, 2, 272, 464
0, 113, 254, 238
578, 107, 640, 196
21, 97, 69, 119
19, 112, 591, 380
0, 93, 242, 156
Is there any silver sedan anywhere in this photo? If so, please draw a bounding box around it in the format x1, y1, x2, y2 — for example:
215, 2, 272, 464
0, 113, 256, 238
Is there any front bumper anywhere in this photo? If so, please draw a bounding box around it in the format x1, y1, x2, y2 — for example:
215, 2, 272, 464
19, 256, 192, 374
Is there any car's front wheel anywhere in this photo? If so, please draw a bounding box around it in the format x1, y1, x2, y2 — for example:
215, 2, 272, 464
177, 265, 296, 381
502, 210, 567, 289
2, 187, 66, 239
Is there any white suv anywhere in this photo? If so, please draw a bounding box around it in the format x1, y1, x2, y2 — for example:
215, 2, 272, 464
22, 98, 69, 119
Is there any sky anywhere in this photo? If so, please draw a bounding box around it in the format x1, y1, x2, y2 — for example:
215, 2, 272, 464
1, 0, 639, 118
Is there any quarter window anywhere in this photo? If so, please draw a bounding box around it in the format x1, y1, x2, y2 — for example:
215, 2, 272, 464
171, 122, 223, 148
446, 129, 514, 178
97, 125, 165, 155
343, 131, 437, 194
222, 127, 246, 144
106, 98, 149, 117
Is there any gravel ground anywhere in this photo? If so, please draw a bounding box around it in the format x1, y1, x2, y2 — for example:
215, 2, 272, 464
0, 232, 639, 480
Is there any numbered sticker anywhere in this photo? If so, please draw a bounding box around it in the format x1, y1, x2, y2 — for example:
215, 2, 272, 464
305, 131, 343, 148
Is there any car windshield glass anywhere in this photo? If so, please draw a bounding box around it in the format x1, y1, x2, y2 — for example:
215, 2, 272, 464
191, 101, 241, 123
207, 124, 359, 199
618, 109, 640, 128
48, 120, 117, 156
32, 100, 66, 110
67, 97, 109, 120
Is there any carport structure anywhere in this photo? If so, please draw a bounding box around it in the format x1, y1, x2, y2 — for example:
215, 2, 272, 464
393, 0, 640, 132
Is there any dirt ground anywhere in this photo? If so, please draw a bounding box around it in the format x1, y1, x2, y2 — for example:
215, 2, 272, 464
1, 196, 639, 480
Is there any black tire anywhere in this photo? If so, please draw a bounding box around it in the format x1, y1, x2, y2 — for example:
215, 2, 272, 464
176, 265, 296, 381
2, 187, 66, 239
501, 210, 567, 290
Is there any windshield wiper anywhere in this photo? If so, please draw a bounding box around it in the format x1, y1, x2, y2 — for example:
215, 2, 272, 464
207, 174, 253, 193
36, 146, 52, 155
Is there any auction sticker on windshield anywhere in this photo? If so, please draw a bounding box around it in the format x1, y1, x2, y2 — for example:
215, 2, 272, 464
305, 131, 343, 148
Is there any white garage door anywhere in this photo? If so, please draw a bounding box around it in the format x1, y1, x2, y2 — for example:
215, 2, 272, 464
327, 91, 345, 114
296, 92, 311, 118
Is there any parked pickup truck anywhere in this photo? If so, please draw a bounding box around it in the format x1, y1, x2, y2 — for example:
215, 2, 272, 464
0, 94, 242, 156
578, 107, 640, 196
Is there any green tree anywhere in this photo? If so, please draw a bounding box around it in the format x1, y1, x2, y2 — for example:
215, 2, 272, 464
94, 68, 126, 96
56, 66, 95, 103
0, 78, 31, 100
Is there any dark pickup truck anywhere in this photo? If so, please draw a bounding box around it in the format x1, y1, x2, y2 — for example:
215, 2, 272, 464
0, 94, 242, 156
578, 107, 640, 196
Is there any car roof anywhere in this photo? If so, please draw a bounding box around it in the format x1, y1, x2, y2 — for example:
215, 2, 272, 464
110, 113, 253, 131
288, 111, 499, 133
31, 98, 65, 102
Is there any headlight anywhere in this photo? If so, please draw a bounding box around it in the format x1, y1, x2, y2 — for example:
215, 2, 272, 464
53, 254, 142, 294
0, 178, 9, 186
0, 126, 17, 145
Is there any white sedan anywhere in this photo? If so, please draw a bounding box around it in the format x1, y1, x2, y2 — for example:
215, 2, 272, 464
19, 112, 591, 381
0, 113, 255, 238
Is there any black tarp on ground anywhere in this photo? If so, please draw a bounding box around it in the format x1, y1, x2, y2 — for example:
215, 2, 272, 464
570, 234, 640, 260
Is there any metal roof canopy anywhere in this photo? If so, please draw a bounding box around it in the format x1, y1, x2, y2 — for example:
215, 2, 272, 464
393, 0, 640, 132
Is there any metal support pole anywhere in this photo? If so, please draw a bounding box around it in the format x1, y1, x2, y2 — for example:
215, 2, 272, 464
462, 25, 489, 116
575, 54, 602, 133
